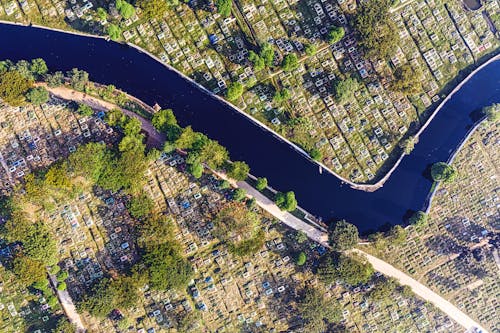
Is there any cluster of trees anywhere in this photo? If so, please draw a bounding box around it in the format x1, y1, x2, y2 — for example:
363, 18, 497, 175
297, 287, 341, 333
152, 109, 250, 181
0, 59, 49, 106
116, 0, 135, 19
78, 274, 145, 317
248, 43, 275, 70
353, 0, 399, 59
431, 162, 457, 183
368, 224, 408, 251
137, 0, 169, 19
275, 191, 297, 211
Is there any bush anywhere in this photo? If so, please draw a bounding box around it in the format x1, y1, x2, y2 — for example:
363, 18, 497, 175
296, 252, 307, 266
431, 162, 456, 183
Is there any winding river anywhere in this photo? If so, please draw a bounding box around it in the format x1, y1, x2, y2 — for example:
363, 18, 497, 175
1, 24, 499, 232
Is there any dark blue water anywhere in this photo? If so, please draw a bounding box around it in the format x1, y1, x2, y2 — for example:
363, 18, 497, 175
1, 24, 499, 232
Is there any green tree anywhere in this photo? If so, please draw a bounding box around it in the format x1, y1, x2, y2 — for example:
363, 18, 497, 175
255, 177, 268, 191
260, 43, 275, 67
408, 211, 428, 229
26, 87, 49, 105
232, 188, 246, 201
137, 0, 169, 19
275, 191, 297, 211
152, 108, 178, 132
78, 278, 115, 317
69, 142, 109, 183
296, 230, 308, 244
296, 252, 307, 266
197, 139, 229, 169
327, 26, 345, 44
108, 24, 122, 41
333, 77, 359, 104
46, 71, 64, 87
399, 136, 417, 155
96, 7, 108, 20
305, 43, 317, 56
115, 0, 135, 19
216, 0, 232, 17
30, 58, 48, 77
368, 278, 397, 303
273, 88, 291, 104
12, 255, 46, 286
298, 287, 341, 333
319, 253, 373, 285
227, 161, 250, 181
23, 222, 58, 265
57, 282, 67, 291
76, 103, 94, 116
105, 108, 126, 126
67, 68, 89, 91
226, 81, 244, 102
52, 317, 77, 333
391, 64, 423, 95
143, 242, 193, 290
310, 148, 322, 161
189, 162, 203, 179
328, 219, 358, 251
388, 225, 407, 245
248, 51, 265, 70
127, 193, 154, 219
57, 270, 69, 282
0, 70, 33, 106
281, 53, 299, 72
175, 126, 199, 150
431, 162, 456, 183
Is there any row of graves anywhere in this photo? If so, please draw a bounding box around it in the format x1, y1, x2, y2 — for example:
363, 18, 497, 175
361, 120, 499, 332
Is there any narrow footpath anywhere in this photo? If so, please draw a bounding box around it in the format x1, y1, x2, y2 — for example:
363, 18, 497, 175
49, 274, 85, 333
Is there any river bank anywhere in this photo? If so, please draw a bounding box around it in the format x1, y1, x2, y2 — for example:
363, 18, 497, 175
1, 20, 497, 192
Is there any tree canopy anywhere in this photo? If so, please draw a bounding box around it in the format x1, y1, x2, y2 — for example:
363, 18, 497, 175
12, 255, 47, 287
281, 53, 299, 72
216, 0, 232, 17
354, 0, 399, 59
275, 191, 297, 211
318, 252, 374, 285
127, 193, 154, 219
483, 103, 499, 122
328, 219, 358, 251
137, 0, 169, 19
143, 242, 193, 290
26, 87, 49, 105
0, 70, 33, 106
328, 26, 345, 44
408, 210, 428, 229
391, 64, 423, 95
255, 177, 268, 191
227, 161, 250, 180
298, 287, 341, 333
115, 0, 135, 19
431, 162, 456, 183
108, 24, 122, 41
333, 77, 359, 104
226, 81, 244, 101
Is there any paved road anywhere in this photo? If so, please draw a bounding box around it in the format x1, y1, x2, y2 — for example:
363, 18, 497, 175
49, 274, 85, 332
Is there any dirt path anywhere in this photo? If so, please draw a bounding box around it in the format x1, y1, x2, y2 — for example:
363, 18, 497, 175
49, 274, 86, 332
40, 84, 165, 148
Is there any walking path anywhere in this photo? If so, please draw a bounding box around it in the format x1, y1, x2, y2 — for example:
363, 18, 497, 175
47, 84, 489, 333
49, 274, 85, 333
39, 84, 166, 147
